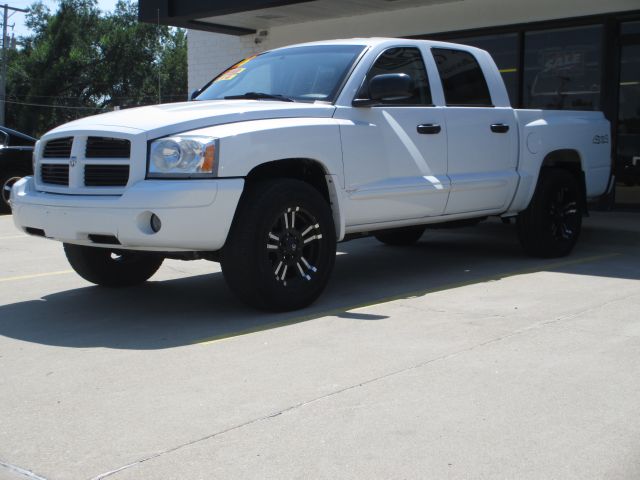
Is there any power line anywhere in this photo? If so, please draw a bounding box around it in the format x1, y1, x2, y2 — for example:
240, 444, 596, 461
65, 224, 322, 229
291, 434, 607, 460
2, 96, 188, 109
2, 98, 106, 110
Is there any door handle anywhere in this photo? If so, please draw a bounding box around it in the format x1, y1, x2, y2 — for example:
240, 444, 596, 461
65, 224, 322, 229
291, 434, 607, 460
490, 123, 510, 133
417, 124, 441, 134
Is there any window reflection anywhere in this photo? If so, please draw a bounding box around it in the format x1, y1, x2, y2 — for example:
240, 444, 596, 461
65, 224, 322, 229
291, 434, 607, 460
523, 26, 603, 110
616, 42, 640, 204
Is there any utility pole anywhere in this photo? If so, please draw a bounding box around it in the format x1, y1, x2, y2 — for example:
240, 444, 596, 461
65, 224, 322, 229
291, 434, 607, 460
0, 4, 28, 126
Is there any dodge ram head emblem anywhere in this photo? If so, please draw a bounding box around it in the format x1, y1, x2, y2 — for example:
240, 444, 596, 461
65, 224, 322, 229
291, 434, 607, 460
70, 156, 77, 167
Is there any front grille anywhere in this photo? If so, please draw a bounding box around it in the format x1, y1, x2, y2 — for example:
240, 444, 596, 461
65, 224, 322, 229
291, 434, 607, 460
41, 164, 69, 185
84, 165, 129, 187
43, 137, 73, 158
86, 137, 130, 158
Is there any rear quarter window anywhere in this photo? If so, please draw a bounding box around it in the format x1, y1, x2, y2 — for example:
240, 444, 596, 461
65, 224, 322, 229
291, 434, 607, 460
432, 48, 493, 107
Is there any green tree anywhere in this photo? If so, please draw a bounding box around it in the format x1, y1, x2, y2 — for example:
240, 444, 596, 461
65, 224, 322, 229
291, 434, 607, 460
5, 0, 187, 136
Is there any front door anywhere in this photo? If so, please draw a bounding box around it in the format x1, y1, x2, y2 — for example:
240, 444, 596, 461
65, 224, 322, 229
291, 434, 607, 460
337, 46, 449, 226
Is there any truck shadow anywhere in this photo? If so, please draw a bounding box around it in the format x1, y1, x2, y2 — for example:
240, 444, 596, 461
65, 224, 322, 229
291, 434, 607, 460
0, 219, 638, 350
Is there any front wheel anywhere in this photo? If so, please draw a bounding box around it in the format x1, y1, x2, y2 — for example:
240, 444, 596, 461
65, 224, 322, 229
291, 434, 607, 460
517, 168, 582, 258
63, 244, 164, 287
221, 179, 336, 311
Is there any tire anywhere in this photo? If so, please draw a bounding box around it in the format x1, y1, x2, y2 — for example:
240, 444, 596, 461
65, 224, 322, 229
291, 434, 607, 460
517, 168, 582, 258
374, 225, 426, 246
63, 243, 164, 287
1, 172, 26, 214
221, 179, 336, 311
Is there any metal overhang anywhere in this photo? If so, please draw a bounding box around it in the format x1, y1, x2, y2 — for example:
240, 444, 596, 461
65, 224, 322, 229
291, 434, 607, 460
138, 0, 314, 35
138, 0, 461, 36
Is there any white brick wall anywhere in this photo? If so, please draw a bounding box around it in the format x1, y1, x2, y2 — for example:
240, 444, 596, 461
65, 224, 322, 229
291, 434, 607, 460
188, 0, 639, 93
187, 30, 270, 94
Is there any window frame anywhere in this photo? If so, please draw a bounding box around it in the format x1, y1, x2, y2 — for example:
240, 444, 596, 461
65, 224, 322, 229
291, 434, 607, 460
353, 46, 435, 107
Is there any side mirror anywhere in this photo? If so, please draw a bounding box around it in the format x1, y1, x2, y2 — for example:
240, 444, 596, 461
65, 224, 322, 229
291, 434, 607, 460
352, 73, 414, 107
352, 73, 414, 106
370, 73, 414, 101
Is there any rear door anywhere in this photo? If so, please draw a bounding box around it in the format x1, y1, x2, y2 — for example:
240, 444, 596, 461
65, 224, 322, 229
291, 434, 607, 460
431, 47, 518, 214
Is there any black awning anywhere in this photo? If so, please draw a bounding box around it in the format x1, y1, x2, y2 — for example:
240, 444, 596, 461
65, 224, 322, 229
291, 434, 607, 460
138, 0, 313, 35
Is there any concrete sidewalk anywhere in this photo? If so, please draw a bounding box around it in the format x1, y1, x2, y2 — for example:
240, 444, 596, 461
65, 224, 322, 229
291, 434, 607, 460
0, 212, 639, 479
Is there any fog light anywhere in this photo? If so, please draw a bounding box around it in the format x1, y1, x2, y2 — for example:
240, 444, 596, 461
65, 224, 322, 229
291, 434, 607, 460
150, 214, 162, 233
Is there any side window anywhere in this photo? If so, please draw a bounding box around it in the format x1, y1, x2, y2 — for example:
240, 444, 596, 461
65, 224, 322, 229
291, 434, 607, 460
432, 48, 493, 107
359, 47, 432, 105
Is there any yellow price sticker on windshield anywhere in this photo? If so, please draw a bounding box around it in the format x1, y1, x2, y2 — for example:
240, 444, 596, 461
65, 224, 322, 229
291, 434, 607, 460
214, 55, 257, 82
216, 67, 245, 81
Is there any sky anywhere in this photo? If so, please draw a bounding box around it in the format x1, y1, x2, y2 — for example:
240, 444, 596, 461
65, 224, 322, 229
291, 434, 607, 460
5, 0, 120, 39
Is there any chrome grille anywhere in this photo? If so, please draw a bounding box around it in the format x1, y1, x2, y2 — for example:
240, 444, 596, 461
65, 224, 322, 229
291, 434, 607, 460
43, 137, 73, 158
84, 165, 130, 187
41, 164, 69, 186
85, 137, 131, 158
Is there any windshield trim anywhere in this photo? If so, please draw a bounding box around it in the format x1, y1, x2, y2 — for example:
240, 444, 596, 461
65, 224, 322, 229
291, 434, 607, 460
328, 45, 371, 105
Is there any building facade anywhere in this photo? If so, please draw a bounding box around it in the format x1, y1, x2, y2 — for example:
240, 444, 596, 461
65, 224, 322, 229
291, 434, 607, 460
140, 0, 640, 206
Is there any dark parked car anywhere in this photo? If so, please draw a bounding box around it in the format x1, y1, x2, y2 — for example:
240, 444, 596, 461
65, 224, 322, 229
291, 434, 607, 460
1, 126, 36, 214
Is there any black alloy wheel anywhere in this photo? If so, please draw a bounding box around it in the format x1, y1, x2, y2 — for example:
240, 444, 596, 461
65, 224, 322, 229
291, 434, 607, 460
221, 179, 336, 311
548, 184, 580, 243
267, 206, 324, 286
517, 168, 582, 258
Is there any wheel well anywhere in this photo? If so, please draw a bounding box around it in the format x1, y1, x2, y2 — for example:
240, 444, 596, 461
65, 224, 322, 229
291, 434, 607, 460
541, 149, 587, 211
542, 149, 581, 172
244, 158, 330, 202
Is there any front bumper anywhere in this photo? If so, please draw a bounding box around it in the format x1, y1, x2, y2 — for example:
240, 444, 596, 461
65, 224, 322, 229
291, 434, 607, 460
11, 176, 244, 251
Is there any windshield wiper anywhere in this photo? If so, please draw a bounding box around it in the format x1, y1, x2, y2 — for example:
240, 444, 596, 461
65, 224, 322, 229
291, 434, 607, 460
224, 92, 295, 102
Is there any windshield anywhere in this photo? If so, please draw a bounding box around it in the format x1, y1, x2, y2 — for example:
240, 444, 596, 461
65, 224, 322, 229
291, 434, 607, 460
195, 45, 366, 103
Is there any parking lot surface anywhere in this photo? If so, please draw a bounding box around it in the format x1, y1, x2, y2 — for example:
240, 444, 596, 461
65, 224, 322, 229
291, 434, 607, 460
1, 211, 639, 480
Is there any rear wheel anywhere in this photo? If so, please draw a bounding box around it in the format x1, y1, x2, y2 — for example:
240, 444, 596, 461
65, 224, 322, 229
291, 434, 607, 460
517, 168, 582, 258
374, 225, 426, 246
63, 243, 164, 287
221, 179, 336, 311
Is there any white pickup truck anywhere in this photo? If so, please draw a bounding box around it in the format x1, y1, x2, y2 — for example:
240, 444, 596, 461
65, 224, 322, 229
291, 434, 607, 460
11, 38, 611, 310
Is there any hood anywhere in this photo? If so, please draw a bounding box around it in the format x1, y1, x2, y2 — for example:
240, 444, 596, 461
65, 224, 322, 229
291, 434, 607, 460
49, 100, 337, 139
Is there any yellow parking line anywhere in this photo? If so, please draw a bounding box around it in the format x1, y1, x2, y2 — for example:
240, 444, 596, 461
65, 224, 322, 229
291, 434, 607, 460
0, 270, 73, 283
0, 234, 28, 240
194, 252, 621, 345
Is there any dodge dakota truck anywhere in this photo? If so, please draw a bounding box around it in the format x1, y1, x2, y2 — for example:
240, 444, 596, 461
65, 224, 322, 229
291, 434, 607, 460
10, 38, 612, 311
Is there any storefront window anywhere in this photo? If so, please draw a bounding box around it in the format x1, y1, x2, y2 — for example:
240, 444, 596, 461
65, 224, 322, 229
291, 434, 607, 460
523, 26, 603, 110
448, 33, 519, 105
615, 28, 640, 205
621, 21, 640, 35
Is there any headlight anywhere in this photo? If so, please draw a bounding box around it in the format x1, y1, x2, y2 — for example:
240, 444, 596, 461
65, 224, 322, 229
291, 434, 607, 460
148, 136, 218, 178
